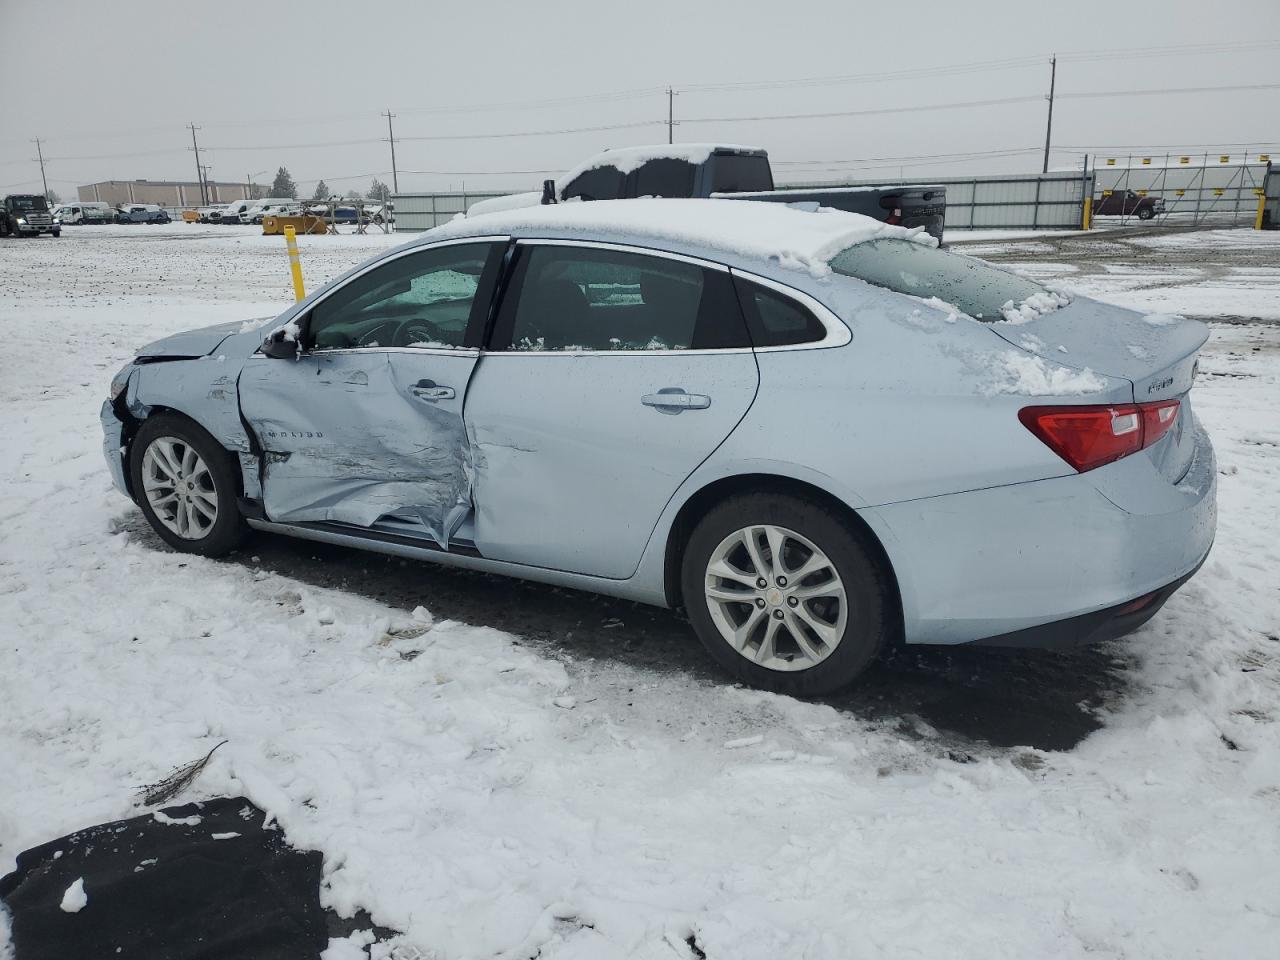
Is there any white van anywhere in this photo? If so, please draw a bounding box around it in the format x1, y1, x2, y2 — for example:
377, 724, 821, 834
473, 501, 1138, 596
215, 199, 257, 224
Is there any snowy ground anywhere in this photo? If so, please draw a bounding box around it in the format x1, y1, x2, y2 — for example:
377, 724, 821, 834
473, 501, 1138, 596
2, 223, 1279, 959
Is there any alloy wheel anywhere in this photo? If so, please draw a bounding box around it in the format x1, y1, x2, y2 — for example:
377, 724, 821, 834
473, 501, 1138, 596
704, 524, 848, 672
141, 436, 219, 540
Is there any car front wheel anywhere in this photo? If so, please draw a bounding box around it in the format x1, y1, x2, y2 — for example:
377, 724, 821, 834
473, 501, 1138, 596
681, 492, 893, 696
129, 415, 247, 556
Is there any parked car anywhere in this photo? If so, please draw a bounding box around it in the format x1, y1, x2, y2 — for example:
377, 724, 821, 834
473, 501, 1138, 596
467, 144, 946, 241
1, 194, 59, 236
51, 202, 114, 225
101, 199, 1214, 695
239, 198, 294, 224
251, 202, 303, 224
1094, 189, 1164, 220
115, 204, 171, 224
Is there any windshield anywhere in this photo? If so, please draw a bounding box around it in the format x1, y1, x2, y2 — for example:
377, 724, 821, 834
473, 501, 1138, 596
9, 196, 48, 212
829, 239, 1044, 321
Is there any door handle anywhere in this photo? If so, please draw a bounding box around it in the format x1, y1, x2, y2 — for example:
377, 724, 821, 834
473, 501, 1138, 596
641, 388, 711, 414
410, 379, 455, 401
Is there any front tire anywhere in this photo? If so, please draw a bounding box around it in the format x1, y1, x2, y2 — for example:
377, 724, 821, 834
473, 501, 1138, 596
129, 414, 247, 556
680, 492, 892, 696
1137, 207, 1155, 221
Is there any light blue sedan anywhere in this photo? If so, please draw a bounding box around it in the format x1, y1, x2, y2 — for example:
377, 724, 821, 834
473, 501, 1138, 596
102, 199, 1215, 694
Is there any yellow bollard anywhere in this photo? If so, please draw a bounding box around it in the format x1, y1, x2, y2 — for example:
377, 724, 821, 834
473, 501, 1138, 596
284, 225, 305, 302
1082, 196, 1092, 230
1257, 195, 1267, 231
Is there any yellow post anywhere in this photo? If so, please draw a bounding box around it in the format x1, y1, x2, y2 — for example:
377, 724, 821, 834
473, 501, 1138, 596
1257, 195, 1267, 231
1082, 196, 1092, 230
284, 225, 305, 301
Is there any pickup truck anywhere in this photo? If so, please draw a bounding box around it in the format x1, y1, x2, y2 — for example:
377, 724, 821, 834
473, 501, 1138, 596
1093, 189, 1163, 220
1, 194, 60, 237
467, 144, 945, 242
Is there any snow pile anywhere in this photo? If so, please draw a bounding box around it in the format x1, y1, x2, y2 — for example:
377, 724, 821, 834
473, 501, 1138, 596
442, 197, 935, 278
465, 191, 542, 218
559, 143, 762, 185
998, 288, 1071, 324
59, 878, 87, 914
1144, 312, 1186, 326
983, 349, 1108, 396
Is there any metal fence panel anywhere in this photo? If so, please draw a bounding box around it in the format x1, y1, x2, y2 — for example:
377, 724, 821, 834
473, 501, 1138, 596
393, 172, 1094, 234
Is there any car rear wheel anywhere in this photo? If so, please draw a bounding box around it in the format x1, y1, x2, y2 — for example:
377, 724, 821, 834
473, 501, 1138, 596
680, 493, 892, 696
129, 415, 247, 556
1138, 207, 1155, 221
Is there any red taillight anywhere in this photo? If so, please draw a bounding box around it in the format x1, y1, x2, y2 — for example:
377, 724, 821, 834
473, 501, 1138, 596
1019, 399, 1180, 472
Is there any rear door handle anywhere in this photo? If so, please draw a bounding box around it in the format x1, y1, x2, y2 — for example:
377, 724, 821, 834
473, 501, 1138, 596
642, 388, 711, 414
411, 379, 455, 401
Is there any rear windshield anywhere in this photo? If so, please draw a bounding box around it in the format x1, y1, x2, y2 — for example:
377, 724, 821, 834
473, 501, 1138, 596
829, 239, 1043, 321
710, 154, 774, 193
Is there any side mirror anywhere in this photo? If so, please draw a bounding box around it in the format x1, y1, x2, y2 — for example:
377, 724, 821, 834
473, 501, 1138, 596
261, 326, 303, 360
541, 179, 558, 205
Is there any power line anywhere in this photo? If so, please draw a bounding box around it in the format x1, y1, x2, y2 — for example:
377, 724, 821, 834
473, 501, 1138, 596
1057, 81, 1280, 100
395, 119, 664, 143
682, 94, 1041, 125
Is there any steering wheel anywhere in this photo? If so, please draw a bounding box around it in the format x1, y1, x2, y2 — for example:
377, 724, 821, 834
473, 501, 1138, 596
396, 317, 448, 348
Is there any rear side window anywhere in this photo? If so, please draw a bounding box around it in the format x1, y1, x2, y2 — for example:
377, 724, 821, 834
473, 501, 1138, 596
494, 245, 750, 352
829, 238, 1044, 322
632, 159, 696, 198
561, 165, 625, 201
732, 278, 827, 347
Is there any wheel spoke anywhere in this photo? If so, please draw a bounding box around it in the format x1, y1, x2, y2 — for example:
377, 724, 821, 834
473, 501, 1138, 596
154, 439, 183, 479
787, 552, 832, 584
731, 606, 767, 652
707, 559, 758, 590
783, 610, 825, 662
190, 496, 217, 521
790, 579, 845, 602
793, 602, 841, 646
740, 527, 769, 579
180, 444, 198, 477
765, 526, 788, 576
706, 583, 755, 603
755, 616, 783, 664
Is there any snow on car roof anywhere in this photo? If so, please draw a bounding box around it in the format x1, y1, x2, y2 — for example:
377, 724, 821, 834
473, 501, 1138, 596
428, 197, 935, 277
559, 143, 765, 186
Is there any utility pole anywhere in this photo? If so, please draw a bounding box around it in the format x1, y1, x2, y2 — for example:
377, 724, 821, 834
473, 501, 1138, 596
383, 109, 399, 195
189, 123, 207, 204
31, 138, 49, 201
667, 88, 675, 144
1042, 55, 1057, 174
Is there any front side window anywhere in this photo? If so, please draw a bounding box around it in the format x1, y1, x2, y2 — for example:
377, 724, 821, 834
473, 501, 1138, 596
829, 239, 1045, 322
308, 243, 499, 350
560, 165, 625, 202
495, 245, 749, 352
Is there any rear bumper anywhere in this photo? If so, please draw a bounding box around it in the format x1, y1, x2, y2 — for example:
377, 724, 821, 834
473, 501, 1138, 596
864, 422, 1216, 647
972, 553, 1206, 649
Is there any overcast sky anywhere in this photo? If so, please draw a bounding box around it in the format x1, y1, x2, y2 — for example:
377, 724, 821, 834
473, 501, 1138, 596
1, 0, 1276, 199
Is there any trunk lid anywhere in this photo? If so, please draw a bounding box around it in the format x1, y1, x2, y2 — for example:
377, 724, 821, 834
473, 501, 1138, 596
990, 297, 1208, 482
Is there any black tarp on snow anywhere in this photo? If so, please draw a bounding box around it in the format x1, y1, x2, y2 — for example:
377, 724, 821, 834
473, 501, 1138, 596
0, 797, 328, 960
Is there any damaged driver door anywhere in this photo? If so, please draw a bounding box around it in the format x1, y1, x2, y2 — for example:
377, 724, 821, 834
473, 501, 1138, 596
238, 240, 506, 547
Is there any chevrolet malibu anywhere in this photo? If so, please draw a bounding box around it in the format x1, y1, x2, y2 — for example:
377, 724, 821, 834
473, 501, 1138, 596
101, 199, 1215, 695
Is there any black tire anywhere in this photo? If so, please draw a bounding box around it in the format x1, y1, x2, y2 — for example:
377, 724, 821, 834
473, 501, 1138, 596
680, 492, 893, 696
51, 230, 60, 238
129, 414, 247, 556
1137, 207, 1155, 221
